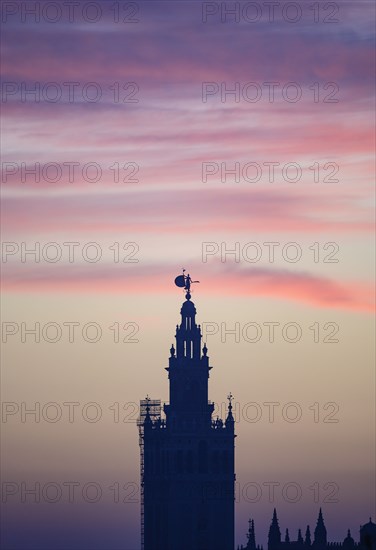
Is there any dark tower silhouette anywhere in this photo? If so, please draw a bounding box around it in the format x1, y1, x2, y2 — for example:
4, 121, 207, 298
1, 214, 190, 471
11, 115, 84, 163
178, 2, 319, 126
139, 277, 235, 550
314, 509, 327, 549
269, 509, 282, 550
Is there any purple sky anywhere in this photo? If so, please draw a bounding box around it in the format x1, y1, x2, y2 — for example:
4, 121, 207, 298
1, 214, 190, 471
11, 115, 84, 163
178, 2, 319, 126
1, 1, 375, 549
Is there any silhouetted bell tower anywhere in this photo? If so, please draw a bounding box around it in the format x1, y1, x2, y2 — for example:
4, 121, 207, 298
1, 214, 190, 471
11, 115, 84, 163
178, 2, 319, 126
139, 274, 235, 550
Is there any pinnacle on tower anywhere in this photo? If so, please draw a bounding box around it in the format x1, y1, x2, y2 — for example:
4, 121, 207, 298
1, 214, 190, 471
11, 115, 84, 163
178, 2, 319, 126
268, 509, 281, 550
314, 508, 327, 547
305, 526, 312, 546
247, 518, 256, 550
144, 395, 152, 425
226, 392, 235, 430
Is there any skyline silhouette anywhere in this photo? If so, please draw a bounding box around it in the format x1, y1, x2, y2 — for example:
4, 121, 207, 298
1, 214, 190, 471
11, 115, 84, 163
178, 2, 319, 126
138, 276, 375, 550
238, 509, 376, 550
2, 1, 374, 548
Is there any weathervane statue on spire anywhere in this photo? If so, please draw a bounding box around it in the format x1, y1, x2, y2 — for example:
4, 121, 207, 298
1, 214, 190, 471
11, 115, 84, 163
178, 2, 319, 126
174, 268, 199, 299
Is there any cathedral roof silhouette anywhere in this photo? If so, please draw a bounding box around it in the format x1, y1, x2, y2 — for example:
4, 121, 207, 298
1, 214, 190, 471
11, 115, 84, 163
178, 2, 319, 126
239, 510, 376, 550
360, 519, 376, 532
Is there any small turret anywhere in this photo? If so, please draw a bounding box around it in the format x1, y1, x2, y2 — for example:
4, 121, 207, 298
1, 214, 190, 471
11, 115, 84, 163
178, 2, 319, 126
246, 519, 256, 550
343, 529, 355, 550
305, 526, 312, 546
225, 392, 235, 431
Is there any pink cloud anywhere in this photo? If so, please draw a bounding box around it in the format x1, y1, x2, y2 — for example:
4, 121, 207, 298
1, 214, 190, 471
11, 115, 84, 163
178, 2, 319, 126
1, 104, 374, 196
2, 261, 374, 313
1, 187, 373, 236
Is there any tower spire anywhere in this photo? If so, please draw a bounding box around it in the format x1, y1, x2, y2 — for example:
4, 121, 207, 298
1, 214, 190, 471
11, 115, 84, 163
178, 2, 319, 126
164, 276, 214, 427
305, 526, 312, 546
314, 508, 327, 548
268, 509, 281, 550
246, 518, 256, 550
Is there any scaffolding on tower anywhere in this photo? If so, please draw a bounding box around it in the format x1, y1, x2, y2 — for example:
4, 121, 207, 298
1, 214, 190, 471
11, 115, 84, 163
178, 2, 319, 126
137, 398, 161, 550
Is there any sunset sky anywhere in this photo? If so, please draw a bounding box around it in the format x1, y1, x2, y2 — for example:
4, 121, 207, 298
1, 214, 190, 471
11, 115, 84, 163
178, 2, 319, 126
1, 1, 375, 549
